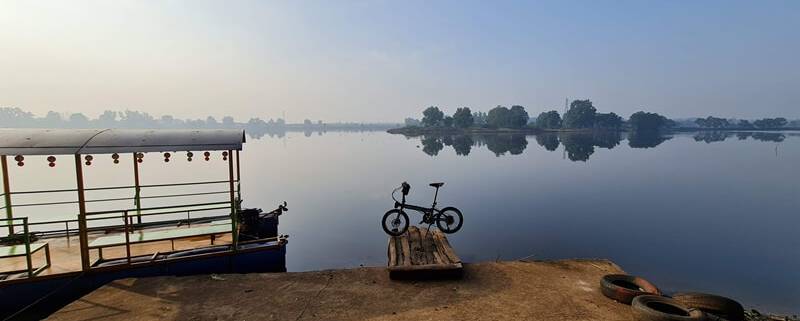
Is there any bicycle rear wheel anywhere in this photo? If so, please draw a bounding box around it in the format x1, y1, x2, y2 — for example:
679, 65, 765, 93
436, 207, 463, 234
382, 209, 409, 236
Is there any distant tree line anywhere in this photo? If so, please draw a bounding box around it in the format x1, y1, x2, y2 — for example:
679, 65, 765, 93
0, 107, 294, 129
408, 100, 797, 133
0, 107, 399, 135
407, 100, 674, 133
412, 105, 531, 129
694, 116, 789, 129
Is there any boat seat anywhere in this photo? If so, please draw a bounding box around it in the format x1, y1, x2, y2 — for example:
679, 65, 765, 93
429, 182, 444, 188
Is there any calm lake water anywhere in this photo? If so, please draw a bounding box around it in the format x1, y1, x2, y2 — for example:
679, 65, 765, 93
6, 130, 799, 313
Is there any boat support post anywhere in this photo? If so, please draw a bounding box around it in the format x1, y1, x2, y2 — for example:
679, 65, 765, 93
1, 155, 13, 235
228, 149, 238, 249
132, 152, 142, 224
75, 154, 90, 270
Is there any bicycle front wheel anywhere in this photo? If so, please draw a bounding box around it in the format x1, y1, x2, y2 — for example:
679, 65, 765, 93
382, 209, 409, 236
436, 207, 463, 234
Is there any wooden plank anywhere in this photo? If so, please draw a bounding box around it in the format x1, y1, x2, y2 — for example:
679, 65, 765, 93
408, 226, 425, 265
400, 230, 411, 266
433, 231, 461, 264
430, 247, 444, 265
388, 235, 397, 267
418, 228, 436, 265
431, 233, 450, 264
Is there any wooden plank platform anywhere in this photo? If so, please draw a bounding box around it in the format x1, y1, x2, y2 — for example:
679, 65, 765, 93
387, 226, 462, 278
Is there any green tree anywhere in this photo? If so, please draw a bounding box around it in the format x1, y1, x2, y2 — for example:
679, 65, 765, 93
562, 100, 597, 128
738, 120, 754, 129
487, 106, 511, 128
442, 116, 454, 127
535, 111, 562, 129
69, 113, 90, 128
509, 105, 530, 128
753, 117, 788, 128
594, 112, 623, 129
695, 116, 730, 128
223, 116, 236, 127
422, 106, 444, 127
628, 111, 673, 132
452, 107, 474, 128
486, 105, 529, 128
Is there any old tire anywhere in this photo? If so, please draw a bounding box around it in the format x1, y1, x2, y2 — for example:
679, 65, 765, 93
632, 295, 706, 321
671, 292, 744, 321
600, 274, 661, 304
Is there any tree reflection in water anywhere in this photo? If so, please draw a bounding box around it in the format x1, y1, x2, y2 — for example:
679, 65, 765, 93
628, 131, 672, 148
412, 130, 789, 161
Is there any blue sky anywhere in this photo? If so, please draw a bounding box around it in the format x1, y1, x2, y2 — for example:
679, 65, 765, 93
1, 0, 798, 122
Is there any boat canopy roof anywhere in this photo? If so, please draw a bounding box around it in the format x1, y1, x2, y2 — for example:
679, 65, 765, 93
0, 129, 246, 156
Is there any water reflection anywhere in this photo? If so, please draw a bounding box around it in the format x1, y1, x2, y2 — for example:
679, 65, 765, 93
628, 131, 672, 149
693, 131, 786, 143
409, 130, 792, 161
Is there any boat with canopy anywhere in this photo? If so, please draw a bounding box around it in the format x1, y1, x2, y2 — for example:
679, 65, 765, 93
0, 128, 287, 319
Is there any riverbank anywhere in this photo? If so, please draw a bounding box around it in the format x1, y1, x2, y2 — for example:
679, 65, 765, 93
47, 259, 631, 321
44, 259, 799, 321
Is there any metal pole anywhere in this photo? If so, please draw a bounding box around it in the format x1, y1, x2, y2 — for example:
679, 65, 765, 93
75, 154, 90, 270
23, 218, 33, 277
235, 150, 241, 210
124, 210, 131, 265
228, 150, 237, 248
1, 156, 13, 235
133, 153, 142, 224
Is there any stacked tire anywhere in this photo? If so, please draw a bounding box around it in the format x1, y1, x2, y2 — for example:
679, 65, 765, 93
600, 274, 744, 321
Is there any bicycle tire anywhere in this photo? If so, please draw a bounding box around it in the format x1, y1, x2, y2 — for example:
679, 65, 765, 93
382, 209, 409, 236
436, 207, 463, 233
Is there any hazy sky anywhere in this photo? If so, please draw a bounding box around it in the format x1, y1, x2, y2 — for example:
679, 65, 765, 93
1, 0, 798, 122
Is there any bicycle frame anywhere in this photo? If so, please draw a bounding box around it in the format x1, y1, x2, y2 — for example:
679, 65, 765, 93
393, 186, 441, 216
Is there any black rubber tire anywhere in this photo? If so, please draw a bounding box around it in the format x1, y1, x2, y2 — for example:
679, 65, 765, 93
436, 207, 463, 234
671, 292, 744, 321
382, 209, 409, 236
600, 274, 662, 304
631, 295, 706, 321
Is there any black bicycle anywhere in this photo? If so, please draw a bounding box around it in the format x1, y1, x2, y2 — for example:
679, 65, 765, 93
381, 182, 463, 236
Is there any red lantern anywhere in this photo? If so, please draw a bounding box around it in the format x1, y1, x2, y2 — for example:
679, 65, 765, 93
14, 155, 24, 167
222, 151, 228, 161
47, 156, 56, 167
187, 152, 193, 162
112, 153, 120, 164
204, 151, 211, 161
136, 153, 144, 163
84, 155, 93, 166
164, 152, 171, 162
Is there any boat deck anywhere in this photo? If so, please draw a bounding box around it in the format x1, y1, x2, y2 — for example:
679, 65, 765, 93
0, 224, 233, 278
387, 226, 462, 278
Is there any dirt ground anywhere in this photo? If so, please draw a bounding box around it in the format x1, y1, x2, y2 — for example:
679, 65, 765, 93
48, 259, 636, 321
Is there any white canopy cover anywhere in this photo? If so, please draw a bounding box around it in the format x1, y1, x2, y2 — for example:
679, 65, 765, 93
0, 129, 246, 155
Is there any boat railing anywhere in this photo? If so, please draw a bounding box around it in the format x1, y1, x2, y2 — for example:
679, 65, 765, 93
1, 179, 239, 238
0, 217, 50, 278
22, 203, 234, 238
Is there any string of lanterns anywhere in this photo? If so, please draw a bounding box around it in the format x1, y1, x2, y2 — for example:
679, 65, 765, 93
11, 151, 232, 167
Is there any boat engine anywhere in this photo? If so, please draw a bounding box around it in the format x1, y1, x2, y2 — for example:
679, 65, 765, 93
238, 201, 287, 241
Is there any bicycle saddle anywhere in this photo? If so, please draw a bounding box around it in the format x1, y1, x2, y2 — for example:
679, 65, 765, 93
429, 182, 444, 188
